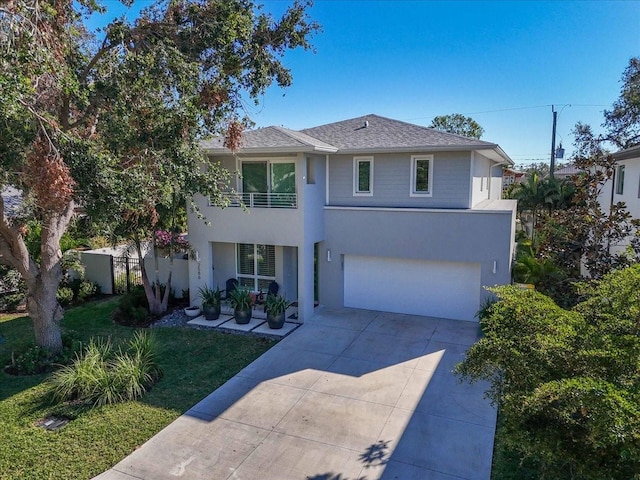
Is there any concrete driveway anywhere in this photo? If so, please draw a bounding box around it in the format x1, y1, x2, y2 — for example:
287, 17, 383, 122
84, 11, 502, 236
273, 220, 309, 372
95, 308, 496, 480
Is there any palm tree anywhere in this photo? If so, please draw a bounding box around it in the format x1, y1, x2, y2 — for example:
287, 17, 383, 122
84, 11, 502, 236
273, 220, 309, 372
512, 172, 545, 242
512, 173, 576, 244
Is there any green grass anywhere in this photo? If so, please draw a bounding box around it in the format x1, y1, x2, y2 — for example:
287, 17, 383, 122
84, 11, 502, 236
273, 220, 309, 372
0, 299, 276, 480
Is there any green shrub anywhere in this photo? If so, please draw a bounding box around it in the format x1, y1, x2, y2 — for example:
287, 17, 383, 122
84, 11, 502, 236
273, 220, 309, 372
61, 278, 101, 304
0, 265, 26, 312
4, 334, 80, 375
112, 286, 150, 326
56, 287, 74, 307
475, 296, 496, 321
456, 266, 640, 479
0, 292, 25, 312
76, 280, 99, 302
49, 331, 161, 407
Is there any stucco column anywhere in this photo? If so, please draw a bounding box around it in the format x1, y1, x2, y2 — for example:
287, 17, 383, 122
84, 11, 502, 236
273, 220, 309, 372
297, 241, 315, 322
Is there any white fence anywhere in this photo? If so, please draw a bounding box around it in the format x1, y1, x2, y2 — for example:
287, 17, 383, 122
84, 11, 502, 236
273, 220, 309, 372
80, 249, 190, 297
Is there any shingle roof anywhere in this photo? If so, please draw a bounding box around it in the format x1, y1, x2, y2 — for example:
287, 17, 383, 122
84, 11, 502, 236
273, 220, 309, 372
300, 114, 496, 152
201, 113, 512, 164
554, 165, 584, 176
201, 126, 337, 153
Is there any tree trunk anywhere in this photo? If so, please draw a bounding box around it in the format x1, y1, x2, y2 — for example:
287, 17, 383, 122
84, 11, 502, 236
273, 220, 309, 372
27, 272, 64, 351
136, 241, 172, 317
0, 200, 72, 353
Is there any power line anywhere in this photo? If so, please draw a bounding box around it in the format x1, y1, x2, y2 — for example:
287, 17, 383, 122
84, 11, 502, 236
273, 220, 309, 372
404, 103, 608, 122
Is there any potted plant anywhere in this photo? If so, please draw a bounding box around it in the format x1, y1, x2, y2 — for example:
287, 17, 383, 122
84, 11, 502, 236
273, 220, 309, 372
197, 285, 222, 320
265, 294, 292, 329
228, 287, 253, 324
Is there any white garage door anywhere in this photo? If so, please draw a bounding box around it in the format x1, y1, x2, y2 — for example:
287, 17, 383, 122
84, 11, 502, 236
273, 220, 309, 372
344, 255, 481, 321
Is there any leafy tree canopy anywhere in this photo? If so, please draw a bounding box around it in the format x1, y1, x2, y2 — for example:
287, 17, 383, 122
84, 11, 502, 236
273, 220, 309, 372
0, 0, 319, 351
429, 113, 484, 139
603, 56, 640, 150
457, 265, 640, 479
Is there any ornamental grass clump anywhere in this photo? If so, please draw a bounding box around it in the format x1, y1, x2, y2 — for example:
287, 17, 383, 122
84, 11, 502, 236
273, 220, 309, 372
49, 331, 162, 407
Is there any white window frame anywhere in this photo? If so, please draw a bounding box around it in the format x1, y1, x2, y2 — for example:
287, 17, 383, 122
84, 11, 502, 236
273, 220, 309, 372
238, 157, 296, 194
353, 156, 374, 196
615, 164, 625, 195
410, 155, 434, 197
235, 243, 276, 292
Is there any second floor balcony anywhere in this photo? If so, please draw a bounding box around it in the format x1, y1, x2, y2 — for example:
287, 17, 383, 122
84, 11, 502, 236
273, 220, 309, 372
212, 191, 298, 209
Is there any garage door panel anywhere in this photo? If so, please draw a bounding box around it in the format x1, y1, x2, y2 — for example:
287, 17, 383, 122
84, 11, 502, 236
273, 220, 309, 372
344, 255, 480, 321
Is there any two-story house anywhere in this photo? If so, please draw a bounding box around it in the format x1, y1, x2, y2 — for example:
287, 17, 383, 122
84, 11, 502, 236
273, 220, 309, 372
187, 114, 517, 323
596, 144, 640, 256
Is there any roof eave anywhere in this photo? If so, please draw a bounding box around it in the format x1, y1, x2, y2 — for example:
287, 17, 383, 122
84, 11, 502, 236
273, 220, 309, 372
202, 145, 338, 155
613, 145, 640, 161
475, 145, 514, 166
335, 144, 492, 154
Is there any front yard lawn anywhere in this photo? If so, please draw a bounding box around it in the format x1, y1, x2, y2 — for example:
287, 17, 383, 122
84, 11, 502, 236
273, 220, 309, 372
0, 299, 275, 480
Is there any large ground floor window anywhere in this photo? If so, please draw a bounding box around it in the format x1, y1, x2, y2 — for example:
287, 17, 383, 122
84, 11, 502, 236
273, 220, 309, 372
236, 243, 276, 292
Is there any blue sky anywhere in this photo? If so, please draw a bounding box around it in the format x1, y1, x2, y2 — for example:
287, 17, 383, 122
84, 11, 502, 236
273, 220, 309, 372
90, 0, 640, 166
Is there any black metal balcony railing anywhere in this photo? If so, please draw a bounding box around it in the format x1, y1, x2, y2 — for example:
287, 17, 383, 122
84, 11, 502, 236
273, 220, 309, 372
212, 192, 298, 209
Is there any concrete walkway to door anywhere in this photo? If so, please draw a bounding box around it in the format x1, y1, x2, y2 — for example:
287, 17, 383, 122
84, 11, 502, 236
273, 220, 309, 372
95, 308, 496, 480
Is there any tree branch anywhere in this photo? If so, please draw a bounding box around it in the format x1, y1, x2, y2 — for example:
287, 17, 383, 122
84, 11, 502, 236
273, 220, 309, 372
0, 195, 39, 285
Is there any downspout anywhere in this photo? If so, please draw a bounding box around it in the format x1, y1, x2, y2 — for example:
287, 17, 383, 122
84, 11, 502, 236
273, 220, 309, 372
489, 162, 507, 199
325, 154, 330, 205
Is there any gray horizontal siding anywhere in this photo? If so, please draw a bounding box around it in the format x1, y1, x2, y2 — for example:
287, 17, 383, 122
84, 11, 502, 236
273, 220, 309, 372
328, 152, 471, 208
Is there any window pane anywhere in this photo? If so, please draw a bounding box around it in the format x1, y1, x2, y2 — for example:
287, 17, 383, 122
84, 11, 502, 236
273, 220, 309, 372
256, 244, 275, 277
415, 159, 430, 193
616, 165, 625, 195
237, 244, 254, 275
238, 277, 255, 290
257, 278, 273, 292
358, 160, 370, 192
271, 163, 296, 194
242, 162, 268, 193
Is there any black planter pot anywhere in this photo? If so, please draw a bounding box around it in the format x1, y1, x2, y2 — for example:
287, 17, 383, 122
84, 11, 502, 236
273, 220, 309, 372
267, 312, 286, 329
234, 308, 251, 324
202, 304, 221, 321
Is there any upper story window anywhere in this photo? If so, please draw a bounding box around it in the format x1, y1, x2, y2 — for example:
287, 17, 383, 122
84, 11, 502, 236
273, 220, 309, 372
410, 155, 433, 197
239, 159, 296, 208
616, 164, 625, 195
353, 156, 373, 196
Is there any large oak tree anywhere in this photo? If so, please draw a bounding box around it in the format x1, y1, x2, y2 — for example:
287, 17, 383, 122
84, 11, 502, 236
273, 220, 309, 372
0, 0, 318, 352
429, 113, 484, 139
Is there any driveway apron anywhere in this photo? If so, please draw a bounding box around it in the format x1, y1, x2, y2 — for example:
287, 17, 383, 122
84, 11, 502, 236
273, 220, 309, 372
94, 308, 496, 480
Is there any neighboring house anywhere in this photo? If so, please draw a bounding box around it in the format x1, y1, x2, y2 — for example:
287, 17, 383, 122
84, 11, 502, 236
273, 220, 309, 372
554, 164, 584, 180
596, 144, 640, 256
188, 114, 517, 322
502, 168, 526, 192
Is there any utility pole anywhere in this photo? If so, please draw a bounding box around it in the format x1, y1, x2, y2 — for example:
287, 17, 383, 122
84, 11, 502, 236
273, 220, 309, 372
550, 105, 557, 177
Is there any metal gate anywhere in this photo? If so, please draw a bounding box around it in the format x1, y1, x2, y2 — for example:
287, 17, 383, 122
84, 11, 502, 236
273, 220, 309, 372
111, 256, 143, 294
